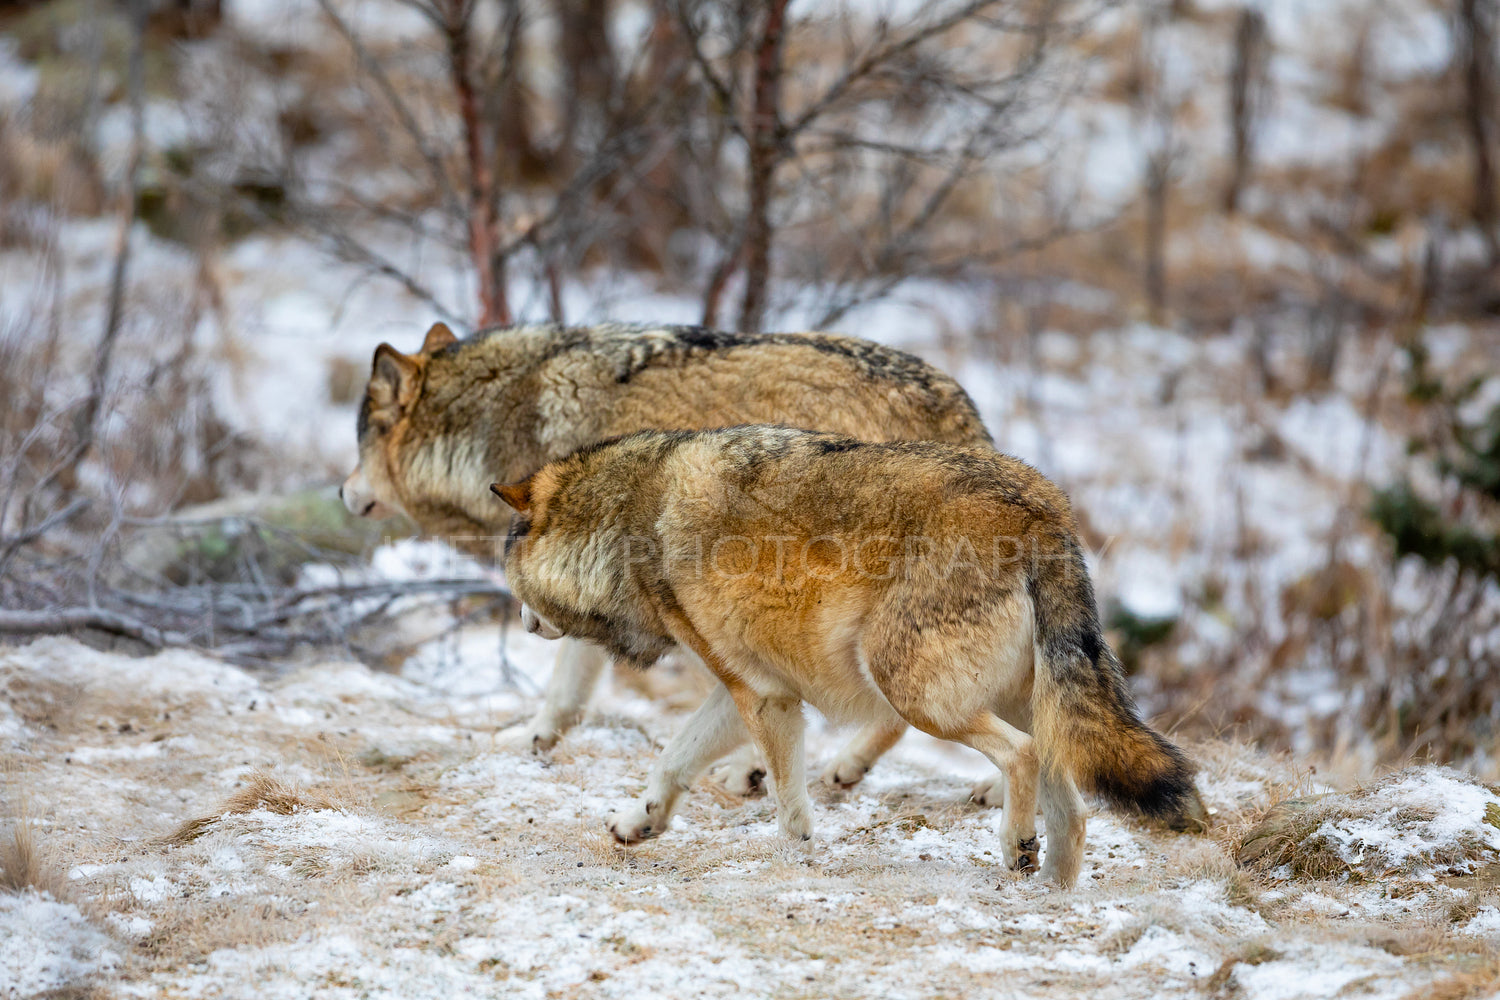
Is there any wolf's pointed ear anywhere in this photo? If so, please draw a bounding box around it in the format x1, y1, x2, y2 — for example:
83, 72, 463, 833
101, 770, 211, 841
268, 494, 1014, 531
369, 343, 421, 410
421, 322, 458, 355
490, 479, 532, 513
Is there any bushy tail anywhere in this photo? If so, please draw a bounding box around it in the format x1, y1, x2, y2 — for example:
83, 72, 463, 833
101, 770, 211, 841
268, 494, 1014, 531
1027, 537, 1200, 821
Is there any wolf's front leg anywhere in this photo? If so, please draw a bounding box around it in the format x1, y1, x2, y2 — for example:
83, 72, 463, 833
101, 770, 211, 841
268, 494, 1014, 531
733, 691, 813, 842
498, 638, 607, 753
707, 744, 768, 796
820, 717, 907, 789
607, 684, 749, 843
970, 773, 1006, 807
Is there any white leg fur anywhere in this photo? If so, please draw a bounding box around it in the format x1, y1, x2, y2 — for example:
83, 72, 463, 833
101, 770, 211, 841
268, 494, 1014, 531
707, 743, 768, 796
954, 715, 1039, 872
1038, 769, 1087, 887
736, 694, 813, 841
607, 685, 749, 843
970, 773, 1006, 807
820, 717, 906, 789
498, 638, 607, 752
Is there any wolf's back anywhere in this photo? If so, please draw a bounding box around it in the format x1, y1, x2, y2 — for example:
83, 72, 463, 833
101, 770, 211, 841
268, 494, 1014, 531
1026, 535, 1198, 820
515, 323, 994, 449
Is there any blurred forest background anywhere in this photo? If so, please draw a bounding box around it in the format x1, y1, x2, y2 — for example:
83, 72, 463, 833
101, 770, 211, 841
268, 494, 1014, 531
0, 0, 1497, 777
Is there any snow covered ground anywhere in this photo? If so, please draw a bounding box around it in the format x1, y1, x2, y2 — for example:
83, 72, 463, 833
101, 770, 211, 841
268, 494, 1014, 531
3, 634, 1497, 999
3, 0, 1500, 994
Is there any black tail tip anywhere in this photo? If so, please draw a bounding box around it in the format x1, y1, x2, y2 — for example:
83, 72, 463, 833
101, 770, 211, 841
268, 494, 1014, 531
1095, 737, 1203, 827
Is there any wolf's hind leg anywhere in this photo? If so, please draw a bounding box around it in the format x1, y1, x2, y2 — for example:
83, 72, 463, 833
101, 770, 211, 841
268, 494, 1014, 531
606, 684, 748, 844
499, 638, 607, 753
820, 717, 906, 790
1038, 769, 1087, 887
941, 715, 1039, 873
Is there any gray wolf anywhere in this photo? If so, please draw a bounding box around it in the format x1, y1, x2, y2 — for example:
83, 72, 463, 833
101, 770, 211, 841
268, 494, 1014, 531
492, 426, 1201, 887
341, 321, 994, 793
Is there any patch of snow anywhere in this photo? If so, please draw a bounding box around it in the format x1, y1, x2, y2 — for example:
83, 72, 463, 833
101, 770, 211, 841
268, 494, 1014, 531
1462, 906, 1500, 938
1232, 941, 1404, 1000
1314, 770, 1500, 875
0, 892, 119, 999
2, 637, 262, 714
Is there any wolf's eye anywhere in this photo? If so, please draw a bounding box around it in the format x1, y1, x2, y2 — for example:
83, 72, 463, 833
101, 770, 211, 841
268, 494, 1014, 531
503, 516, 532, 558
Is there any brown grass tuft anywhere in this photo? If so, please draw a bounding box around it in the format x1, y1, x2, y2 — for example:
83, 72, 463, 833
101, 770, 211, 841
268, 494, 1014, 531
1205, 941, 1282, 997
1234, 772, 1500, 882
1405, 953, 1500, 1000
159, 769, 344, 847
136, 896, 314, 964
0, 821, 67, 897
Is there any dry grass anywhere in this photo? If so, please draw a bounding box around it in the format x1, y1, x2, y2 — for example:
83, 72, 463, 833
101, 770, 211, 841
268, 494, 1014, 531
1203, 941, 1282, 997
0, 820, 68, 898
1410, 953, 1500, 1000
1233, 772, 1500, 883
0, 772, 70, 899
135, 894, 322, 964
29, 986, 113, 1000
160, 769, 346, 847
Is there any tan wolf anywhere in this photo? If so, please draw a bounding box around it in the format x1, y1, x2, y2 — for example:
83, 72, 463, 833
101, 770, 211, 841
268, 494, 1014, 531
491, 426, 1201, 887
341, 321, 996, 795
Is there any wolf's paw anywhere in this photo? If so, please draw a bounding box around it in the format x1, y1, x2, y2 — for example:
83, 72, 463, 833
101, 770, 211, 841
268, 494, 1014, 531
819, 755, 869, 790
1011, 836, 1040, 874
707, 761, 767, 797
970, 774, 1006, 807
606, 802, 666, 844
778, 806, 815, 844
496, 721, 559, 755
1038, 861, 1078, 888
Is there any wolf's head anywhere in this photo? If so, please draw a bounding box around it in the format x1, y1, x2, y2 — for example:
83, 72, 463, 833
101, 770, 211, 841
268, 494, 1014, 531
489, 449, 675, 668
340, 322, 460, 520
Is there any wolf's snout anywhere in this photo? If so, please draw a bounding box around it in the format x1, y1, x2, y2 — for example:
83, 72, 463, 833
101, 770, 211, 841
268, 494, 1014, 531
341, 466, 393, 519
521, 605, 562, 639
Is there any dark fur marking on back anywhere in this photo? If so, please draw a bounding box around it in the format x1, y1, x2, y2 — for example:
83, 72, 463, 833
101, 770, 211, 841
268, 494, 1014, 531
672, 326, 757, 352
812, 437, 862, 455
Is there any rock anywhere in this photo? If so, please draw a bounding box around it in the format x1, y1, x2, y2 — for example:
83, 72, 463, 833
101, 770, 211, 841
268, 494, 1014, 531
1235, 795, 1330, 869
116, 487, 416, 586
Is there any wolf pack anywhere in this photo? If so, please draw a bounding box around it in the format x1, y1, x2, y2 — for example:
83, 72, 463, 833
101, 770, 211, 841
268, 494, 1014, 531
341, 321, 1205, 888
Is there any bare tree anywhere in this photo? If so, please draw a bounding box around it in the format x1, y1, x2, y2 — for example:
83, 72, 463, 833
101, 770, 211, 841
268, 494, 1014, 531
1457, 0, 1499, 264
1133, 0, 1185, 323
237, 0, 1095, 335
302, 0, 711, 328
737, 0, 789, 333
1223, 6, 1268, 215
676, 0, 1085, 332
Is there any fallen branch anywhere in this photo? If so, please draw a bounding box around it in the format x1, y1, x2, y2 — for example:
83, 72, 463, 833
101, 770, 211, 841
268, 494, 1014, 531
0, 608, 173, 648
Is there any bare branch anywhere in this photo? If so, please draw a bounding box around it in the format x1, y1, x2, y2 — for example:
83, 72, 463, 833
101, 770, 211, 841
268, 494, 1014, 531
0, 498, 90, 578
0, 608, 171, 648
783, 0, 1009, 139
312, 0, 462, 216
670, 0, 742, 139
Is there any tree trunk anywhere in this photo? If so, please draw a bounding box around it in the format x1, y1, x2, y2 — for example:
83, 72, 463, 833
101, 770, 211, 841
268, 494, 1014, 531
1223, 6, 1267, 214
445, 0, 510, 327
1459, 0, 1499, 264
737, 0, 789, 333
1144, 153, 1169, 323
557, 0, 617, 155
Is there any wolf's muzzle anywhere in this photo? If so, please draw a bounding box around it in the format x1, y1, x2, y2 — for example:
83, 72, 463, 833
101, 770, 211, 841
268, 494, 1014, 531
521, 605, 563, 639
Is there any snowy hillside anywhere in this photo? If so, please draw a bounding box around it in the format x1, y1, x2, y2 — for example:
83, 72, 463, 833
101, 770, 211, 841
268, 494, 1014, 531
3, 635, 1497, 999
2, 0, 1500, 995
